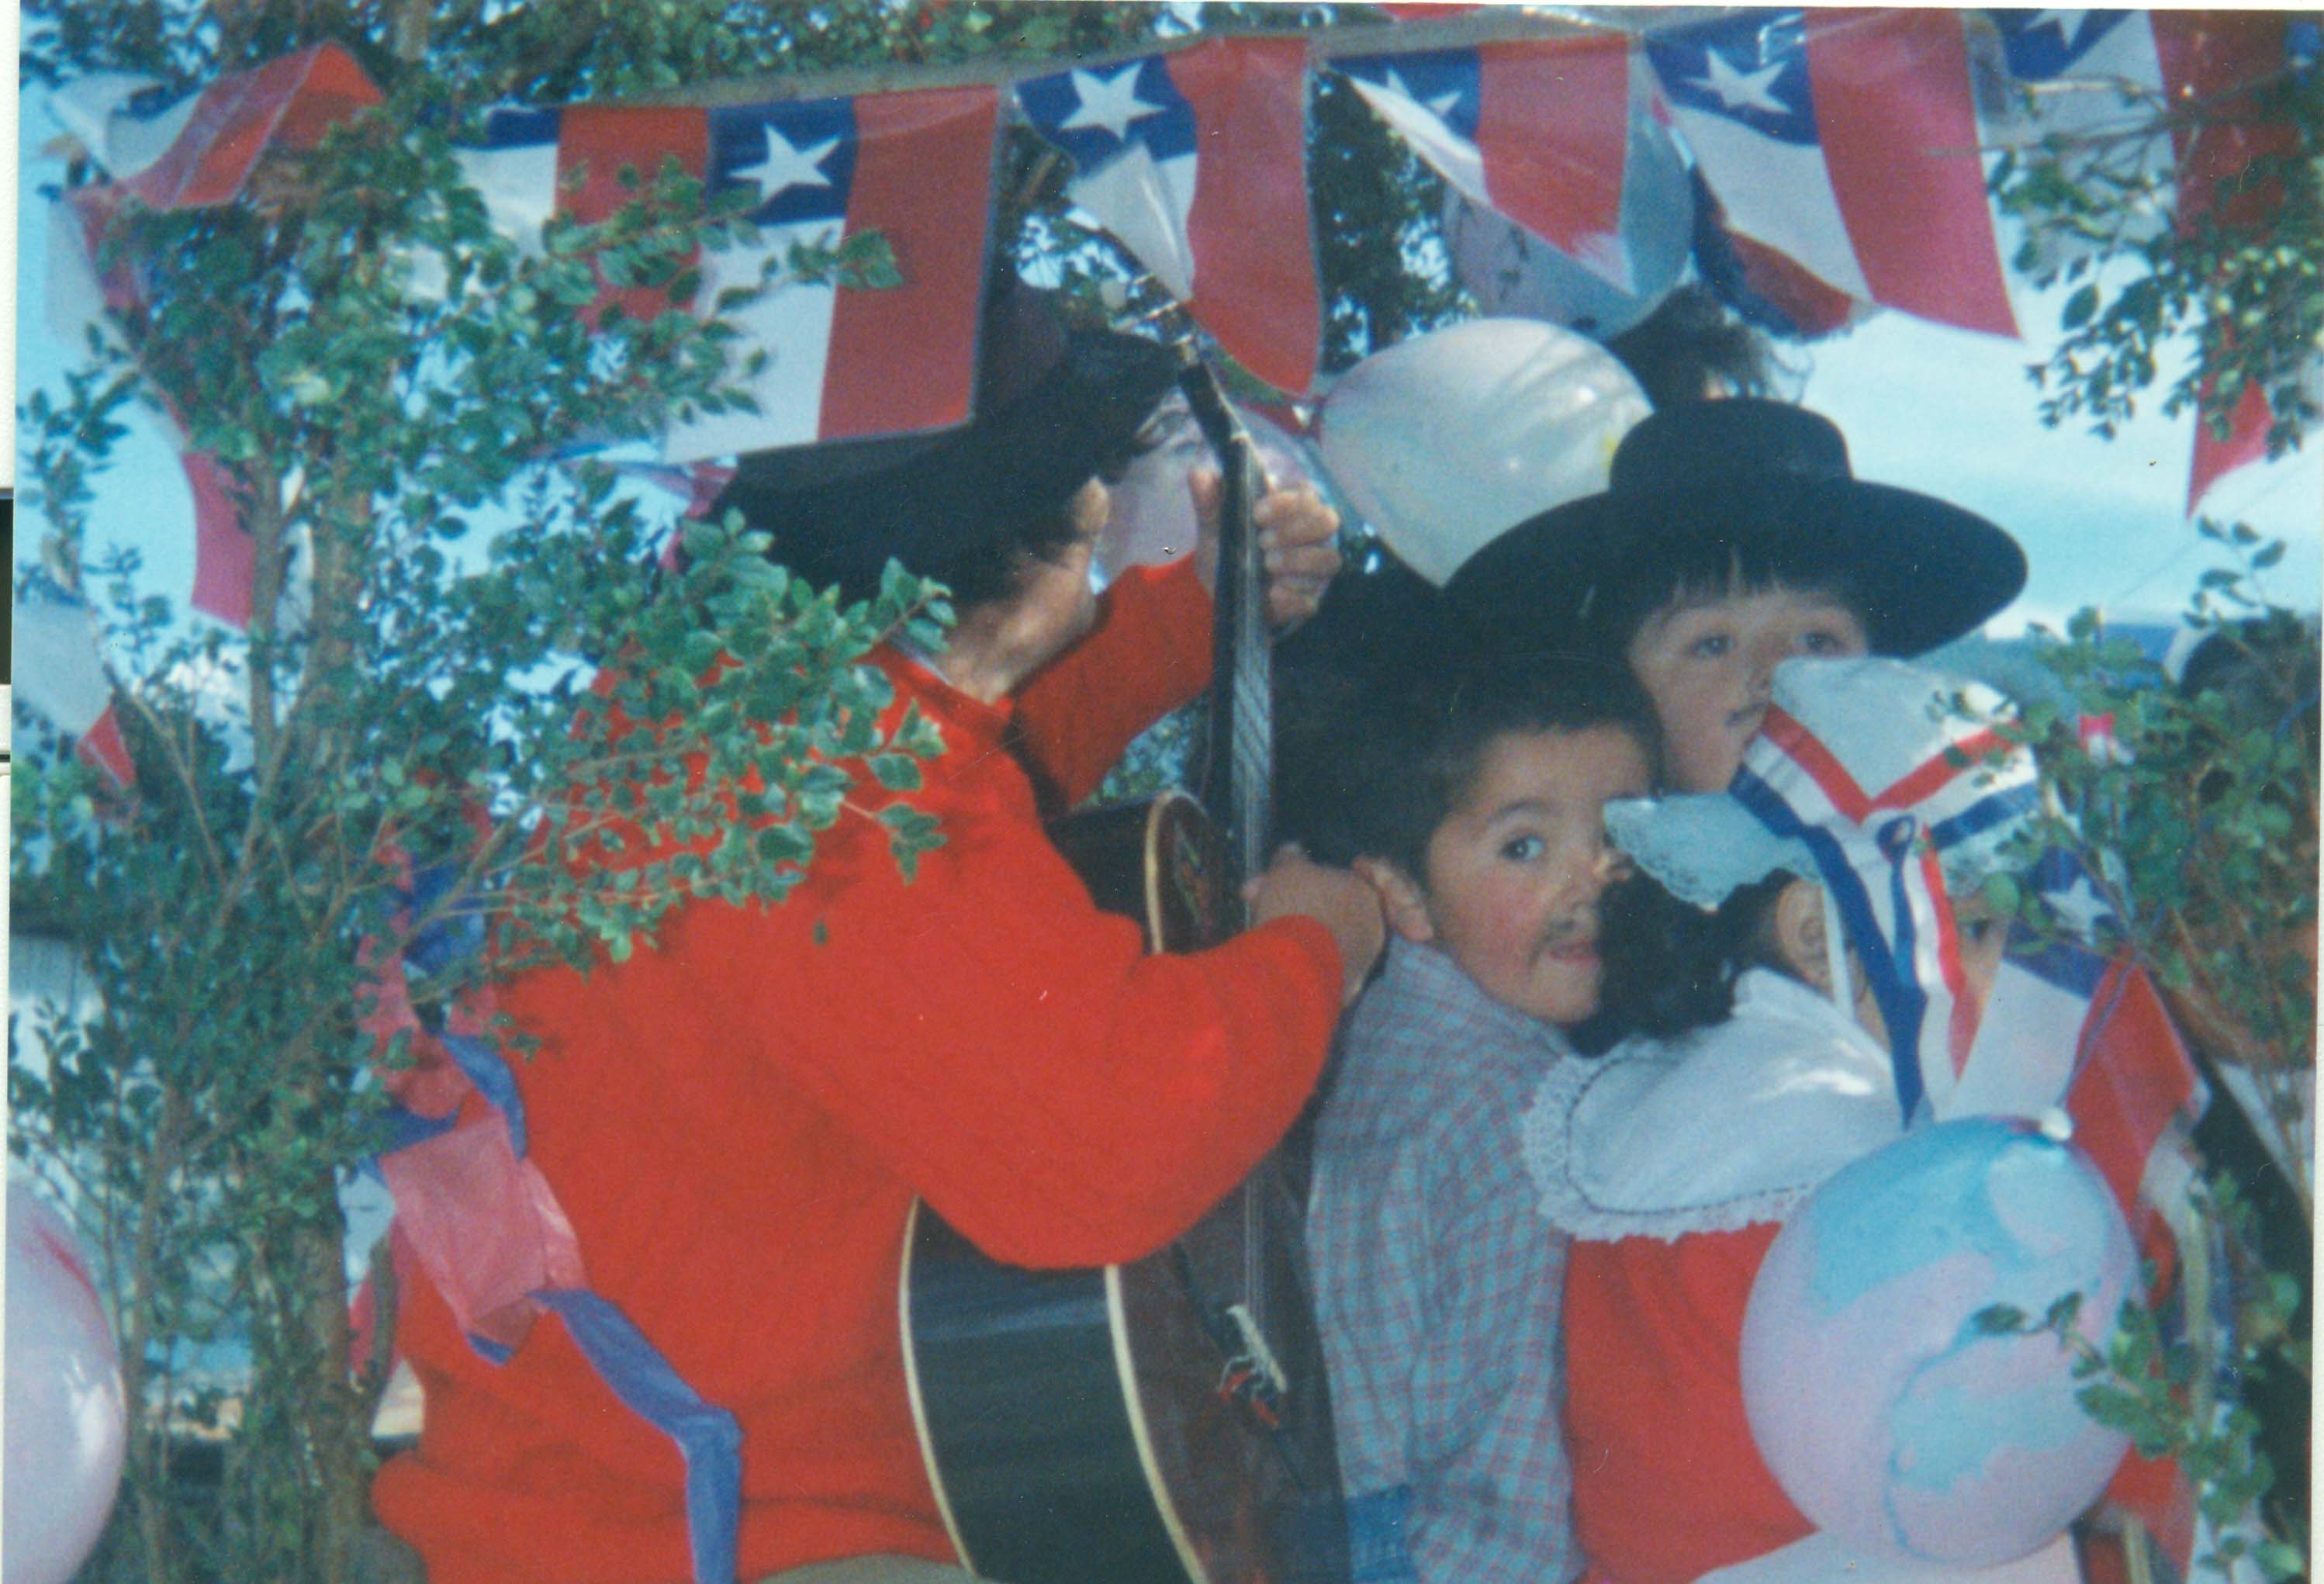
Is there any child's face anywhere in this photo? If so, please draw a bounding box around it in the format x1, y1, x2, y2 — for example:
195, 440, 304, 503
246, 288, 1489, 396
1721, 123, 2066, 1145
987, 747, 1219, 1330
1387, 725, 1653, 1025
1776, 881, 2014, 1051
1626, 584, 1869, 793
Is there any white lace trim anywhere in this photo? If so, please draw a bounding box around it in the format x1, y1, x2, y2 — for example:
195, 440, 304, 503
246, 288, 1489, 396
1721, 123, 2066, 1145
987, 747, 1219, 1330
1521, 1057, 1817, 1242
1521, 971, 1906, 1243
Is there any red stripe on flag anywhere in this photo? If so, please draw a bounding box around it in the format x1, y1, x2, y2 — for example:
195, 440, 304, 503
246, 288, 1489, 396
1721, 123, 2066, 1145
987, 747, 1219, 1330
555, 106, 710, 330
2153, 14, 2293, 513
2101, 1450, 2199, 1580
1727, 231, 1859, 337
1175, 38, 1323, 396
818, 87, 998, 444
2066, 960, 2198, 1226
78, 703, 137, 787
1474, 37, 1628, 275
2187, 379, 2274, 516
64, 186, 143, 316
1920, 846, 1976, 1074
1761, 705, 1875, 821
267, 42, 382, 157
128, 43, 382, 210
1807, 11, 2017, 337
182, 451, 256, 629
2152, 12, 2292, 233
1870, 727, 2013, 811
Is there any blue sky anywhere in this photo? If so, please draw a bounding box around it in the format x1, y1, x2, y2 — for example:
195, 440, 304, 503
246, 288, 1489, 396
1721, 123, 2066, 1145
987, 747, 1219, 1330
1798, 282, 2322, 635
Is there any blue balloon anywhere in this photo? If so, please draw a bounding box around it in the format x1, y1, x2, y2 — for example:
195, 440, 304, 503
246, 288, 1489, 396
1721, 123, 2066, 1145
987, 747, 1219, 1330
1739, 1118, 2136, 1567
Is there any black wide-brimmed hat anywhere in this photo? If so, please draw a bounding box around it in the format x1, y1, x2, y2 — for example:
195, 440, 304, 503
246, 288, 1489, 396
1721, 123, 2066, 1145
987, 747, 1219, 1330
1443, 399, 2026, 657
708, 276, 1180, 604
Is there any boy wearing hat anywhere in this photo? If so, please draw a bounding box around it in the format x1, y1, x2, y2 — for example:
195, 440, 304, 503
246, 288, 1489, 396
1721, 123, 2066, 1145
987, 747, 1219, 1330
371, 283, 1385, 1584
1446, 399, 2027, 794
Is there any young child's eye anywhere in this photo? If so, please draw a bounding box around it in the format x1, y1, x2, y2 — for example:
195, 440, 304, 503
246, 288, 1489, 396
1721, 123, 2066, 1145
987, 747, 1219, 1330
1687, 633, 1732, 659
1798, 629, 1847, 655
1500, 835, 1547, 863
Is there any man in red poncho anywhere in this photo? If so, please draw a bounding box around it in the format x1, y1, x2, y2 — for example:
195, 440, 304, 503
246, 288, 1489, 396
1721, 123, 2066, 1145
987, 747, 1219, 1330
372, 277, 1385, 1583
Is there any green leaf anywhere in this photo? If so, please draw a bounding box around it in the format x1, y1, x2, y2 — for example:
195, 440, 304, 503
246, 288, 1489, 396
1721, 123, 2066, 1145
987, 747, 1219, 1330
869, 754, 924, 791
1972, 1304, 2030, 1336
754, 822, 813, 864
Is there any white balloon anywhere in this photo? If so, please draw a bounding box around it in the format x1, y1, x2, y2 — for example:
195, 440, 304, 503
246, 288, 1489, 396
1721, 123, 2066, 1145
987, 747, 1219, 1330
1313, 319, 1650, 586
1443, 93, 1695, 342
6, 1185, 129, 1584
1095, 393, 1323, 581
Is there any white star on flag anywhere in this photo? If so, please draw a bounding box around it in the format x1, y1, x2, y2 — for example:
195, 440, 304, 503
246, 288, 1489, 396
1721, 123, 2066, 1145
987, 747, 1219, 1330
735, 121, 839, 202
1061, 64, 1160, 143
1693, 47, 1790, 116
1384, 67, 1464, 123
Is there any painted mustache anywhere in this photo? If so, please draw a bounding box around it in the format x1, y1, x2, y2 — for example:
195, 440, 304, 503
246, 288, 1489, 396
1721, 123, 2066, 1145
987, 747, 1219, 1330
1537, 919, 1599, 957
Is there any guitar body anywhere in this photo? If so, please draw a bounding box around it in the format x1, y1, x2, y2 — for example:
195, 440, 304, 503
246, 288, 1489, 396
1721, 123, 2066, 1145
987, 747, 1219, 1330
900, 793, 1349, 1584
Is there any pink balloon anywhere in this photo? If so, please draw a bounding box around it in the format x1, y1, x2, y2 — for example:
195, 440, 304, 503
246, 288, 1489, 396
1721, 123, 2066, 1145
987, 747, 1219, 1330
1739, 1119, 2133, 1568
6, 1185, 129, 1584
1095, 395, 1320, 580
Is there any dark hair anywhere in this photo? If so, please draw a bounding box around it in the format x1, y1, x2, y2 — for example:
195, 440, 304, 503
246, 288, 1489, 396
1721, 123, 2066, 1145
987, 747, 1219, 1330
908, 421, 1160, 610
1279, 620, 1661, 876
1596, 870, 1797, 1038
711, 278, 1178, 611
1573, 510, 1873, 668
1604, 284, 1775, 406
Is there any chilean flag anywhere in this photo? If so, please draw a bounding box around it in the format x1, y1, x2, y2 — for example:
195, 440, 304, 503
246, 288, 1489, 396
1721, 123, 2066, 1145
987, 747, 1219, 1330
14, 572, 137, 786
1018, 38, 1322, 396
465, 85, 1000, 463
44, 48, 385, 635
1648, 9, 2019, 338
123, 41, 381, 210
1336, 34, 1633, 290
1980, 11, 2297, 514
47, 183, 265, 632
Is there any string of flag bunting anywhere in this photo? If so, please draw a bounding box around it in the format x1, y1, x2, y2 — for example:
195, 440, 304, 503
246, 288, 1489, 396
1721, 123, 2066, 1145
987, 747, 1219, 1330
33, 10, 2308, 785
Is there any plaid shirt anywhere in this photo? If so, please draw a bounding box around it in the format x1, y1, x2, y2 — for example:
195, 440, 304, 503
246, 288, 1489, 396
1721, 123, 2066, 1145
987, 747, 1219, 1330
1307, 939, 1579, 1584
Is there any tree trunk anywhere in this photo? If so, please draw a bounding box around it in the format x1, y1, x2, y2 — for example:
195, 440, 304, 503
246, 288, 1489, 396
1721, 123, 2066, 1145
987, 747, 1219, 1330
293, 1181, 367, 1584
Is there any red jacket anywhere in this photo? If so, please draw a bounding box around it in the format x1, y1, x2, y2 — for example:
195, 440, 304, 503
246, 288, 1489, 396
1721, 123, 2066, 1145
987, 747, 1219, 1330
372, 560, 1344, 1582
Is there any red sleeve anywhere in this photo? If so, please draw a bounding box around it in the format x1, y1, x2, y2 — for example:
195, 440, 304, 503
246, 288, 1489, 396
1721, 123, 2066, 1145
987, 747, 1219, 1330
604, 775, 1340, 1269
1012, 556, 1214, 808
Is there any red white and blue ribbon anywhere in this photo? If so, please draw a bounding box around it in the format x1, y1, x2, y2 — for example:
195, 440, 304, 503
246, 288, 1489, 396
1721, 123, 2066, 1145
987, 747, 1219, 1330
1728, 700, 2038, 1122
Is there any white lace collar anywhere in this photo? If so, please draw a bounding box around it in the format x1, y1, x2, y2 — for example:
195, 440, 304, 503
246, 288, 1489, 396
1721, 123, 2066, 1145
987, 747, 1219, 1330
1522, 970, 1907, 1241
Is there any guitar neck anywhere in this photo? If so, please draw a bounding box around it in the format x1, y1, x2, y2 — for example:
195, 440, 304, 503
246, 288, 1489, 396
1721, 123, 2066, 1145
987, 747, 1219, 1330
1177, 358, 1273, 908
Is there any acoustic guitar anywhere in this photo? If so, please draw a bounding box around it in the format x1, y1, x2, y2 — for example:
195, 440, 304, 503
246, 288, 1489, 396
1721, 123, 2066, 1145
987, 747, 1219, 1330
897, 353, 1349, 1584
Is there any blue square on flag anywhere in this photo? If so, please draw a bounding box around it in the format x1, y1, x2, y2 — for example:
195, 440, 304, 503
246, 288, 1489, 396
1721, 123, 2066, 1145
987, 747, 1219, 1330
1647, 10, 1817, 146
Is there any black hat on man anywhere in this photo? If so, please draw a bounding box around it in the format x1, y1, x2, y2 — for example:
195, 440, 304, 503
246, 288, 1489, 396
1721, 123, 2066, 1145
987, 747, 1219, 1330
709, 275, 1179, 607
1444, 399, 2027, 657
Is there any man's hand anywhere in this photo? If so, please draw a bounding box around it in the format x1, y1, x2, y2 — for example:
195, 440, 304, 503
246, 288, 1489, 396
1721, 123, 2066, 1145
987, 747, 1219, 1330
1190, 467, 1342, 632
1246, 845, 1385, 1006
